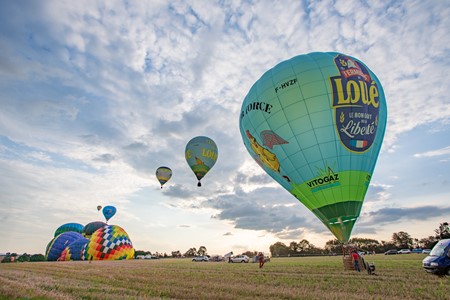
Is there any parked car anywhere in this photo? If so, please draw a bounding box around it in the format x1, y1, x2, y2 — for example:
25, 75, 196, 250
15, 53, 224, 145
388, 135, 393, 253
398, 249, 411, 254
411, 248, 423, 254
230, 255, 249, 263
192, 256, 209, 262
422, 239, 450, 275
384, 249, 398, 255
422, 249, 431, 254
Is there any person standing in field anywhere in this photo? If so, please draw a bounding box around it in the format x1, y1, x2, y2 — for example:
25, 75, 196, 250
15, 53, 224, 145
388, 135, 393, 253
352, 250, 360, 272
258, 252, 265, 268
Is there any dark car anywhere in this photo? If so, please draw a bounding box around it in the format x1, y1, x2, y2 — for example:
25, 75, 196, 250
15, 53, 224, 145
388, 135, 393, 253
422, 239, 450, 275
384, 249, 398, 255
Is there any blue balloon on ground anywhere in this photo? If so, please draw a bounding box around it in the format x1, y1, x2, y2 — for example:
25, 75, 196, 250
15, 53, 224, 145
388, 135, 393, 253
45, 231, 84, 261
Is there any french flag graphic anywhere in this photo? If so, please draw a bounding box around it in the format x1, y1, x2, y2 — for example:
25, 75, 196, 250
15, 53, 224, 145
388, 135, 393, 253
350, 140, 368, 148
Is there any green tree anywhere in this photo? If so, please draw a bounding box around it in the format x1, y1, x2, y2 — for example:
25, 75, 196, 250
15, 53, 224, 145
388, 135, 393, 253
392, 231, 413, 249
29, 254, 45, 262
418, 236, 438, 249
269, 242, 289, 256
197, 246, 207, 256
184, 248, 197, 257
434, 222, 450, 240
17, 253, 30, 262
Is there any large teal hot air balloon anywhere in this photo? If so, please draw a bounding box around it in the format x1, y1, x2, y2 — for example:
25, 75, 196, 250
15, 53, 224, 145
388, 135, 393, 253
102, 205, 117, 222
239, 52, 387, 242
185, 136, 218, 187
156, 166, 172, 188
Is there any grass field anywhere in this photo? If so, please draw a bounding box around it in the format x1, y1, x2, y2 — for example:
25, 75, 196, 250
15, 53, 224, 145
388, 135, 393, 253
1, 254, 449, 300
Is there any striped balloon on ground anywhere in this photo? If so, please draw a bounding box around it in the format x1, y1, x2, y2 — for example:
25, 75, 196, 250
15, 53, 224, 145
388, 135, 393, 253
82, 225, 134, 260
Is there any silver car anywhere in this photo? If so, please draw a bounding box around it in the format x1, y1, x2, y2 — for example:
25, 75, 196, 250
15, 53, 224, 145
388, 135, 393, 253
230, 255, 249, 263
192, 256, 209, 262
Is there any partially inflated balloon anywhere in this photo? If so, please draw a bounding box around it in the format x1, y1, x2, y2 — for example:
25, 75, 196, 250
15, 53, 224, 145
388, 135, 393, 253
102, 205, 116, 222
82, 221, 107, 238
156, 166, 172, 188
185, 136, 218, 187
45, 231, 84, 261
82, 225, 134, 260
54, 222, 83, 237
239, 52, 387, 242
59, 237, 89, 261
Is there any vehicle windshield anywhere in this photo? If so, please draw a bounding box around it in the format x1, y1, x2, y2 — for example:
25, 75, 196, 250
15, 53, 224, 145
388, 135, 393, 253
429, 240, 449, 256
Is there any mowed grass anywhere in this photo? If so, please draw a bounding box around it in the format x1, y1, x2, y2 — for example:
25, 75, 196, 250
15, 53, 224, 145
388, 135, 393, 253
0, 254, 449, 300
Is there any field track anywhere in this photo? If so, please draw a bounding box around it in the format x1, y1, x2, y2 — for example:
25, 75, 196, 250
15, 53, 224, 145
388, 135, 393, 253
1, 255, 449, 299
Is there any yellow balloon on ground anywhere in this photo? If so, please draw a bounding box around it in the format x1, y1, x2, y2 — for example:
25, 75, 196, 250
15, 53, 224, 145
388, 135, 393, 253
82, 225, 134, 260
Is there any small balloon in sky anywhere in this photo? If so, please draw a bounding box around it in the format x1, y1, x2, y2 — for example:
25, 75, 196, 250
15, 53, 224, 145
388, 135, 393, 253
102, 205, 117, 222
156, 166, 172, 188
185, 136, 218, 187
239, 52, 387, 242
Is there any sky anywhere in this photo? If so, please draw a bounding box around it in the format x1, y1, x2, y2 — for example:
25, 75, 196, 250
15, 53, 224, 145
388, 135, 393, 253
1, 0, 450, 256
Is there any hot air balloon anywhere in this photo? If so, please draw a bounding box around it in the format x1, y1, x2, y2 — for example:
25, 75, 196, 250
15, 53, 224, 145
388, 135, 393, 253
81, 225, 134, 260
185, 136, 218, 187
59, 237, 89, 261
45, 231, 84, 261
239, 52, 387, 242
97, 205, 102, 211
102, 205, 117, 222
156, 166, 172, 188
82, 221, 107, 238
54, 222, 84, 237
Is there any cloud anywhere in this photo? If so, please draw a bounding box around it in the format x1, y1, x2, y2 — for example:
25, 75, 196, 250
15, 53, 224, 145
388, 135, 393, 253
202, 186, 327, 239
364, 206, 450, 225
414, 146, 450, 158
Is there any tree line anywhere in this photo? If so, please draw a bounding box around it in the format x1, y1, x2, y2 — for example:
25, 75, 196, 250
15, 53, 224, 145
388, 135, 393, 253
269, 222, 449, 256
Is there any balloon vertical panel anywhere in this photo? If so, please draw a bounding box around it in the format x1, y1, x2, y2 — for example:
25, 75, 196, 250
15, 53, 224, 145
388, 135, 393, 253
239, 52, 387, 242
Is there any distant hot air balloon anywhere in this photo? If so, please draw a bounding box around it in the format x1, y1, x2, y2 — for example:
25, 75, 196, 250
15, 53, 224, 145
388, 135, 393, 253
102, 206, 117, 222
54, 222, 84, 237
82, 221, 107, 238
239, 52, 387, 242
156, 166, 172, 188
97, 205, 102, 211
185, 136, 218, 187
45, 231, 84, 261
81, 225, 134, 260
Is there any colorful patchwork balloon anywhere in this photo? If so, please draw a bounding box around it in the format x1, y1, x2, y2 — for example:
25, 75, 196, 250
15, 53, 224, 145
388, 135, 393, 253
82, 225, 134, 260
239, 52, 387, 242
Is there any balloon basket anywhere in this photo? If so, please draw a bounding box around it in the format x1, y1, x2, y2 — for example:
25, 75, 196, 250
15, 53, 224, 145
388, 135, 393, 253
342, 255, 354, 270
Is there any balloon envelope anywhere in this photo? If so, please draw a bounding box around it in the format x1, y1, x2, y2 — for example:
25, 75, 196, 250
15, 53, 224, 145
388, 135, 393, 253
239, 52, 387, 242
82, 225, 134, 260
82, 221, 107, 238
156, 166, 172, 188
59, 237, 89, 261
54, 222, 83, 237
97, 205, 102, 211
185, 136, 218, 186
102, 205, 117, 222
45, 231, 84, 261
